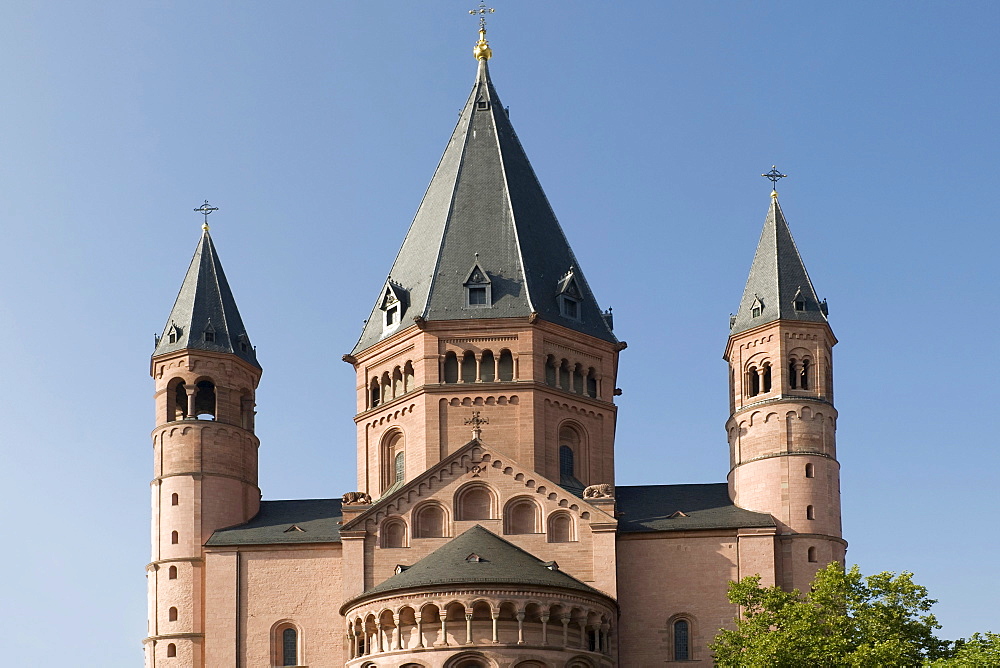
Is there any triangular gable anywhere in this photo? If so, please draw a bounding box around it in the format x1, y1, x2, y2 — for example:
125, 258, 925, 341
340, 439, 616, 533
463, 261, 491, 286
379, 280, 409, 310
556, 268, 581, 298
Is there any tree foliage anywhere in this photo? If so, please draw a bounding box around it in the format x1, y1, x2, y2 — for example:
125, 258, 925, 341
929, 632, 1000, 666
711, 562, 948, 667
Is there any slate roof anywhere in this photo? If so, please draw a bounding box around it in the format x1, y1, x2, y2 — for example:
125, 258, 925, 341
346, 525, 607, 607
730, 195, 828, 336
615, 483, 775, 533
352, 58, 616, 355
154, 230, 259, 367
205, 499, 342, 546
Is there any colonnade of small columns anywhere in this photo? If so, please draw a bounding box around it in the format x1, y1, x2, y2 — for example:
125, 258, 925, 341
543, 356, 600, 400
345, 597, 614, 661
745, 355, 819, 398
441, 349, 520, 384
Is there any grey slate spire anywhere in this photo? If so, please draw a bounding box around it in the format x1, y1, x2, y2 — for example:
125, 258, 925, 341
730, 194, 828, 335
154, 230, 259, 368
352, 58, 616, 355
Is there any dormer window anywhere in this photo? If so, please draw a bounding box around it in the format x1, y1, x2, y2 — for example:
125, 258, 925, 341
750, 295, 763, 318
793, 288, 806, 312
463, 262, 492, 308
380, 281, 409, 330
236, 333, 251, 353
203, 321, 216, 343
556, 268, 582, 321
167, 323, 182, 344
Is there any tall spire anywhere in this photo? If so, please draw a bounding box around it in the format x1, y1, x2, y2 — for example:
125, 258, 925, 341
352, 55, 615, 355
729, 192, 828, 335
154, 229, 259, 367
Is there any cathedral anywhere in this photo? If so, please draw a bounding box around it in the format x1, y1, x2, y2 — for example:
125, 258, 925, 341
144, 23, 844, 668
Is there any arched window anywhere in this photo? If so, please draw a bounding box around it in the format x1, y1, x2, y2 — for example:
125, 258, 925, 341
747, 366, 760, 397
572, 364, 584, 394
169, 379, 188, 420
806, 505, 815, 520
801, 359, 811, 390
381, 372, 392, 402
168, 565, 177, 579
380, 431, 404, 493
382, 518, 407, 548
281, 627, 297, 666
370, 377, 380, 408
393, 366, 404, 397
240, 389, 254, 430
166, 643, 176, 657
413, 503, 447, 538
395, 451, 405, 483
547, 512, 574, 543
171, 493, 179, 506
504, 498, 539, 534
498, 350, 514, 381
455, 485, 495, 521
805, 463, 815, 478
808, 546, 818, 563
586, 367, 598, 398
545, 356, 557, 386
194, 380, 216, 419
559, 359, 571, 390
559, 446, 575, 478
673, 619, 690, 660
443, 352, 459, 383
404, 361, 415, 392
762, 363, 772, 393
461, 351, 477, 383
168, 607, 178, 622
170, 531, 179, 545
789, 359, 798, 389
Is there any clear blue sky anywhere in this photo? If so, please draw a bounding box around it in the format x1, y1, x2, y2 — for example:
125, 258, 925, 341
0, 2, 996, 664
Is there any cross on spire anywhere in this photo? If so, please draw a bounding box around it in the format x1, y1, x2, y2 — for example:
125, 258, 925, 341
762, 166, 788, 195
465, 410, 489, 439
469, 2, 495, 30
469, 2, 495, 60
194, 200, 219, 231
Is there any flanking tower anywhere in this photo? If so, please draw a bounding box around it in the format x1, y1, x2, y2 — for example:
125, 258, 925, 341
725, 182, 845, 593
344, 25, 623, 500
144, 212, 262, 667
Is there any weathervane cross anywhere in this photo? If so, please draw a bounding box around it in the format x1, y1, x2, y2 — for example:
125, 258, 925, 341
465, 410, 489, 439
762, 166, 788, 191
469, 2, 495, 30
194, 200, 219, 230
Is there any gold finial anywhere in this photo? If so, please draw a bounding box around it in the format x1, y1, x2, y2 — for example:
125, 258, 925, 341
194, 200, 219, 231
469, 2, 495, 60
771, 190, 779, 199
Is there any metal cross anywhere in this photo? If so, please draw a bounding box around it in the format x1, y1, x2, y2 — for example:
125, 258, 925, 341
465, 410, 489, 439
469, 2, 495, 30
762, 166, 788, 189
194, 200, 219, 229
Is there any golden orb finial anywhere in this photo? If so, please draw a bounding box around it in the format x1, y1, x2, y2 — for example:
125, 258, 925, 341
469, 3, 495, 60
771, 189, 779, 199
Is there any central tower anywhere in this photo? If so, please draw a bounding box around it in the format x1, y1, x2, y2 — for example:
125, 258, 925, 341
344, 35, 623, 499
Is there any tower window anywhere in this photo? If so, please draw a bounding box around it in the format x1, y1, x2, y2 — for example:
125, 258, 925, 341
468, 286, 487, 305
673, 619, 690, 660
808, 546, 818, 562
166, 643, 176, 657
282, 627, 297, 666
171, 493, 179, 506
204, 331, 215, 342
794, 299, 805, 311
762, 364, 772, 393
806, 505, 815, 520
168, 607, 178, 622
560, 296, 580, 319
394, 451, 405, 484
464, 263, 492, 307
752, 306, 761, 317
559, 445, 575, 477
386, 305, 397, 325
170, 531, 179, 544
805, 463, 815, 478
168, 565, 177, 579
801, 359, 810, 390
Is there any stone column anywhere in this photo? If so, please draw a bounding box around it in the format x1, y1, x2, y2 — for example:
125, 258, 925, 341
577, 621, 586, 648
416, 616, 424, 648
561, 617, 569, 647
516, 612, 525, 644
491, 612, 500, 644
392, 613, 401, 650
540, 614, 549, 645
493, 355, 500, 381
185, 386, 197, 418
376, 623, 384, 653
601, 623, 610, 654
441, 617, 448, 646
475, 356, 482, 382
465, 612, 474, 644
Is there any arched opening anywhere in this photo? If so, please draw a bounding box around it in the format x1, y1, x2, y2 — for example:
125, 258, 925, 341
166, 643, 176, 658
169, 379, 188, 420
801, 359, 811, 389
170, 531, 178, 545
393, 366, 404, 397
747, 366, 760, 397
548, 511, 574, 543
545, 355, 557, 386
443, 352, 459, 383
788, 358, 798, 389
808, 546, 818, 563
382, 517, 407, 548
370, 377, 381, 408
168, 606, 178, 622
504, 498, 539, 534
673, 618, 690, 660
240, 389, 254, 430
806, 505, 815, 520
586, 367, 598, 398
805, 462, 815, 478
498, 350, 514, 381
461, 351, 477, 383
455, 484, 495, 521
480, 350, 495, 382
572, 364, 584, 394
380, 431, 404, 493
168, 565, 177, 579
762, 363, 772, 393
274, 625, 298, 667
404, 361, 415, 392
560, 446, 575, 478
413, 503, 448, 538
171, 493, 179, 506
194, 380, 216, 420
381, 372, 392, 402
559, 359, 571, 390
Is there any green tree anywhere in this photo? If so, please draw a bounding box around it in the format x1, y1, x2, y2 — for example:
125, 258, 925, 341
929, 632, 1000, 666
711, 562, 947, 667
